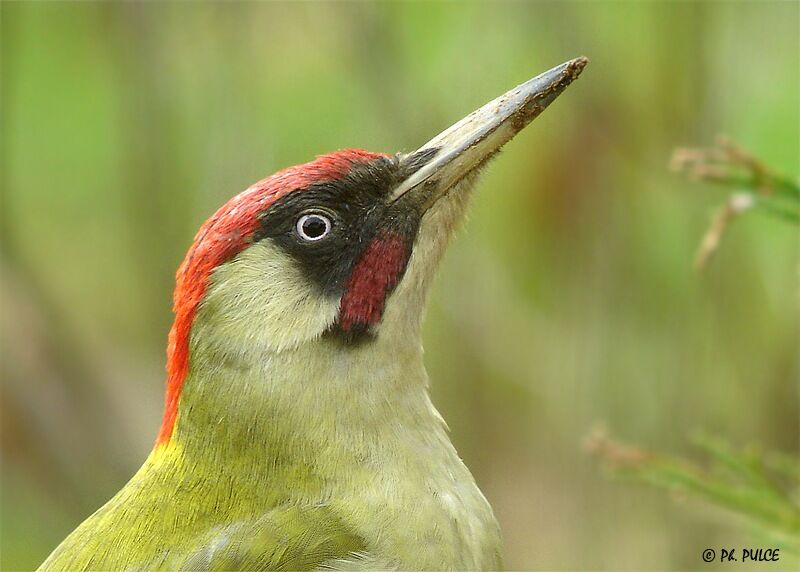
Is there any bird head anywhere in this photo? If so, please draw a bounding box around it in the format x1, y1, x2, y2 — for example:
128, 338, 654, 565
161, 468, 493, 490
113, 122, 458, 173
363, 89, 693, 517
157, 58, 587, 445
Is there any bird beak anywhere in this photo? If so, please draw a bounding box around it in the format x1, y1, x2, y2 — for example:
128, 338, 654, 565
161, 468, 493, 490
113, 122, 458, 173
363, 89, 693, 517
392, 57, 588, 205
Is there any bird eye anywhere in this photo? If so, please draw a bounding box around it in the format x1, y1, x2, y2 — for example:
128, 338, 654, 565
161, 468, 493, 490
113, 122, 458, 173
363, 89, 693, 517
296, 213, 332, 242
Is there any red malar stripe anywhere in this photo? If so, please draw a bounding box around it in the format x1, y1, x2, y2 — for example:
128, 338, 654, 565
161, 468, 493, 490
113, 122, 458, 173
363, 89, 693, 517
339, 231, 409, 332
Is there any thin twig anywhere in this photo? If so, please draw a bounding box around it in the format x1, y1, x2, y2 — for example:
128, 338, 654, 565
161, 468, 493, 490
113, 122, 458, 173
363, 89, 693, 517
670, 136, 799, 271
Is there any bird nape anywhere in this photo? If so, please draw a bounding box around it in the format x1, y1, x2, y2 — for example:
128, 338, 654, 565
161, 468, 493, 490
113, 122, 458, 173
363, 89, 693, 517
40, 57, 587, 572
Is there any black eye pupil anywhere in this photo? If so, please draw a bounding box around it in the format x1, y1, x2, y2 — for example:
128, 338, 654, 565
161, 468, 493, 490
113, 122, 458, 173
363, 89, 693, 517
303, 217, 325, 237
296, 213, 331, 241
301, 216, 328, 238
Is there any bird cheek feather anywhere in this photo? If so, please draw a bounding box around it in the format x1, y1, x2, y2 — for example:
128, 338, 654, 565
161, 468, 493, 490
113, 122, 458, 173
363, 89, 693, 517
193, 241, 340, 357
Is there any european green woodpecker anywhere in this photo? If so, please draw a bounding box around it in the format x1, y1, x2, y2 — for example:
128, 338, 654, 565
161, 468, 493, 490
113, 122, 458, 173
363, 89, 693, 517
40, 57, 587, 571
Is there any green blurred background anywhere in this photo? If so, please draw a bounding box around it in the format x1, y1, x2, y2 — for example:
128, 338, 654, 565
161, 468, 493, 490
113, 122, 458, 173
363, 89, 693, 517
1, 1, 797, 570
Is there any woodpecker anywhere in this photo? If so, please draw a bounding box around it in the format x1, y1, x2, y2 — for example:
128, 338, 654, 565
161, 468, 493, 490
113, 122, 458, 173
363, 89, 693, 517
40, 57, 587, 571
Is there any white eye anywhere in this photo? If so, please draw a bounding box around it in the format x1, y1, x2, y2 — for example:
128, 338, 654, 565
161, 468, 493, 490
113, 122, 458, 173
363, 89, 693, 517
296, 213, 332, 241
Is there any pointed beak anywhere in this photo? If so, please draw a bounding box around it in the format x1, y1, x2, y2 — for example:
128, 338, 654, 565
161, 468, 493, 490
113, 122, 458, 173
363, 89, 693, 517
392, 57, 588, 205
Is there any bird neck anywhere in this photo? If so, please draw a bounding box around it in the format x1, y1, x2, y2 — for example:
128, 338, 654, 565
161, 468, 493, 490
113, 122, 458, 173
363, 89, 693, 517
161, 325, 453, 482
141, 322, 501, 571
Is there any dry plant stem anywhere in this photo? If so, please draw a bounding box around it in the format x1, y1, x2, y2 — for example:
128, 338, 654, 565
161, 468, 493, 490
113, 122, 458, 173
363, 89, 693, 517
694, 193, 755, 270
670, 136, 800, 271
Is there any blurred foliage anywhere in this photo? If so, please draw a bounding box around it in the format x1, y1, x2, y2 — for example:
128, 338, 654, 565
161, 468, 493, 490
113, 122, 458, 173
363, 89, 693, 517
586, 141, 800, 564
587, 426, 800, 557
1, 1, 798, 571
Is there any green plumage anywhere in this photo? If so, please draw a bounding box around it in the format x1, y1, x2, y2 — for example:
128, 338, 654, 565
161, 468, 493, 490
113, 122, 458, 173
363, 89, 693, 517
40, 331, 502, 571
45, 460, 367, 571
39, 190, 504, 571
